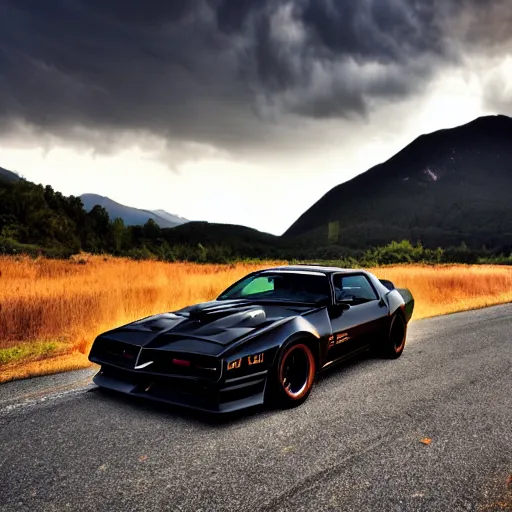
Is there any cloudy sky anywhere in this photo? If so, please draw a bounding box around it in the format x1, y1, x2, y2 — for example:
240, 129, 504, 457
1, 0, 511, 235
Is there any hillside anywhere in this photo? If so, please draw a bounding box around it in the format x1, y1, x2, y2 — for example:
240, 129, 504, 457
164, 221, 278, 249
0, 167, 21, 182
80, 194, 188, 228
0, 174, 282, 261
283, 115, 512, 251
3, 114, 512, 263
151, 221, 284, 261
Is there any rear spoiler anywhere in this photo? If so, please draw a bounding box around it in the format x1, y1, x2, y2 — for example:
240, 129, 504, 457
379, 279, 414, 322
379, 279, 395, 291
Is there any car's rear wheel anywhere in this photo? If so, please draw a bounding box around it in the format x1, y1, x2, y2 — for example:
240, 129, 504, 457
381, 313, 407, 359
267, 341, 316, 408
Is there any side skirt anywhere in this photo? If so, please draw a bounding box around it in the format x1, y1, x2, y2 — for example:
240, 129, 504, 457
319, 346, 372, 373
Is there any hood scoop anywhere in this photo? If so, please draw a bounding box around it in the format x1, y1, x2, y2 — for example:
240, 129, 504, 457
181, 305, 268, 340
188, 304, 264, 320
131, 313, 187, 333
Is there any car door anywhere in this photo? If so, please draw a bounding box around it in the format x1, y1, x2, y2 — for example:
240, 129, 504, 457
325, 273, 389, 363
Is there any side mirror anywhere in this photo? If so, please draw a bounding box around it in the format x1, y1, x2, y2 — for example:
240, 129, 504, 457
328, 302, 351, 318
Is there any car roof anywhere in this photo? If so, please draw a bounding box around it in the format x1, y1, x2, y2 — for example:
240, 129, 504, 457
258, 265, 366, 276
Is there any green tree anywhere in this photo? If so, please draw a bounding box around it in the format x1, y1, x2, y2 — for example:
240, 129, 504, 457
142, 218, 161, 239
111, 217, 126, 254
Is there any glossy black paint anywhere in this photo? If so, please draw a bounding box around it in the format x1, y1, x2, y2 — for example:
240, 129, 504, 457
88, 265, 415, 413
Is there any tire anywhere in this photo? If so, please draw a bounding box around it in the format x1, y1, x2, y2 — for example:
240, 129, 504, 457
266, 340, 316, 409
381, 313, 407, 359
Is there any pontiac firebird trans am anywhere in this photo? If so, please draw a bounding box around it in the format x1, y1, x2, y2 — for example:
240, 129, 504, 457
89, 266, 414, 413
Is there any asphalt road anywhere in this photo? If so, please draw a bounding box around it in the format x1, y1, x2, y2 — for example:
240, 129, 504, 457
1, 305, 511, 512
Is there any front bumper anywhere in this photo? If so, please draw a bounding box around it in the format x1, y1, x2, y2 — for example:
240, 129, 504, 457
92, 364, 268, 414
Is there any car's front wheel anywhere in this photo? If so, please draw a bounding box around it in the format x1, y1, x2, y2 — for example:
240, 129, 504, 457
267, 341, 316, 408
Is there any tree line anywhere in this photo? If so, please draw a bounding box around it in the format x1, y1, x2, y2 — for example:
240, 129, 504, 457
1, 177, 511, 266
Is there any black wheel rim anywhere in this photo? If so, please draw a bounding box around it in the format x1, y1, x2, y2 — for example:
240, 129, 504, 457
281, 346, 311, 397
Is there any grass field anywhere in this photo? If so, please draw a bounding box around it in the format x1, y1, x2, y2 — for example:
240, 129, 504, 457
2, 255, 512, 383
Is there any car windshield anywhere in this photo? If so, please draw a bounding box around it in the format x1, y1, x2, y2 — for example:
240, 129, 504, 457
217, 272, 331, 305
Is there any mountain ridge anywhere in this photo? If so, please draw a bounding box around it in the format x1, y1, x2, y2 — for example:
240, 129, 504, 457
283, 114, 512, 251
0, 167, 22, 182
2, 114, 512, 257
79, 193, 189, 228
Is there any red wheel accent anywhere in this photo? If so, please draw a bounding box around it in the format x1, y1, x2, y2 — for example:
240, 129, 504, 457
395, 335, 405, 353
393, 317, 406, 353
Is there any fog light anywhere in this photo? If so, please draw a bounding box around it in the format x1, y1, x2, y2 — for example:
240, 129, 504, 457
248, 353, 264, 365
227, 358, 241, 370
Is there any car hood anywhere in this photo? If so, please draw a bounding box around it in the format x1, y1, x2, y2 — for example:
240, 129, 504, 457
98, 299, 321, 353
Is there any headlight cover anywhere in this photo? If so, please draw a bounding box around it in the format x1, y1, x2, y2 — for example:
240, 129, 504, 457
226, 351, 266, 373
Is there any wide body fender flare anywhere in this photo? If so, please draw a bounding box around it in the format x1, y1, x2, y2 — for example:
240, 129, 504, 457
219, 314, 328, 372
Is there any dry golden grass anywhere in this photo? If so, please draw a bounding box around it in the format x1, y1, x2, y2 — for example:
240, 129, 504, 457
0, 353, 97, 384
376, 264, 512, 319
2, 255, 512, 382
0, 255, 285, 382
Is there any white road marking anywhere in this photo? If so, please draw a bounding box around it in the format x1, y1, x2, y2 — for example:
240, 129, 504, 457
0, 385, 93, 415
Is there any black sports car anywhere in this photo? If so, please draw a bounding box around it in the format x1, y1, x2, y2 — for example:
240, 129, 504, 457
88, 265, 414, 413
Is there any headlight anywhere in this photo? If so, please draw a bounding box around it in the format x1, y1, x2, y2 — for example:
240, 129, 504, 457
227, 358, 241, 370
247, 352, 264, 365
227, 351, 266, 371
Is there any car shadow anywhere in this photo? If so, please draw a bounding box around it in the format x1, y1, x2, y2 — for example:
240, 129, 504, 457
315, 349, 383, 386
86, 386, 267, 427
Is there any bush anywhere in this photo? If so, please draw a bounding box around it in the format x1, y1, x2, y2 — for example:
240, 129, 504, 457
360, 240, 444, 266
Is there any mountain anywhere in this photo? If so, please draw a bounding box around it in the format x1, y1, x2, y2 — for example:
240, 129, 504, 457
80, 194, 189, 228
150, 209, 189, 226
284, 115, 512, 251
0, 170, 280, 261
0, 167, 21, 182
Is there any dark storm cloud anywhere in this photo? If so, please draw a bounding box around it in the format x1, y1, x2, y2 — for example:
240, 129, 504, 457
0, 0, 511, 156
302, 1, 442, 62
0, 0, 256, 154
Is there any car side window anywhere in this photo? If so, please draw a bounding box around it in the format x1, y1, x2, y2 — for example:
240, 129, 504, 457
332, 274, 378, 303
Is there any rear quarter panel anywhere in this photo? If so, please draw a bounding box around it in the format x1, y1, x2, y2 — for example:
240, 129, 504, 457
367, 271, 414, 324
396, 288, 415, 323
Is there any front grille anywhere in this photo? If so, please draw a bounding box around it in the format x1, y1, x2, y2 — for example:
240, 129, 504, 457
99, 365, 221, 410
90, 338, 140, 369
136, 349, 221, 381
